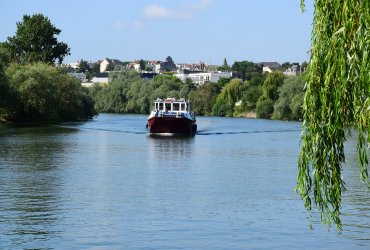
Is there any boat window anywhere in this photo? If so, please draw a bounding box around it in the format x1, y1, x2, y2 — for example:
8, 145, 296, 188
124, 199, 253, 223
155, 103, 158, 110
165, 103, 171, 111
159, 102, 164, 110
173, 103, 179, 111
181, 103, 185, 111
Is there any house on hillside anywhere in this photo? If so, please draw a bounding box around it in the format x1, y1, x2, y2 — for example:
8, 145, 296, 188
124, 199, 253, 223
177, 62, 206, 71
100, 58, 123, 72
69, 72, 87, 82
283, 63, 301, 76
261, 62, 282, 73
92, 72, 109, 83
175, 70, 232, 87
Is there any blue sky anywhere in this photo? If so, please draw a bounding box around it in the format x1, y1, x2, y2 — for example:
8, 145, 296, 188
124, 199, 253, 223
0, 0, 314, 65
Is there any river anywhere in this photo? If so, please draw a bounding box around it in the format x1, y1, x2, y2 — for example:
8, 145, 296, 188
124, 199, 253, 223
0, 114, 369, 249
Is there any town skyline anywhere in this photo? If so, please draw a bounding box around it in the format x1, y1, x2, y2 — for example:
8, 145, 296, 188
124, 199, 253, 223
1, 0, 314, 65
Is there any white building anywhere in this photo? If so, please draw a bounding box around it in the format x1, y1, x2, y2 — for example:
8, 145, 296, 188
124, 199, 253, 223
100, 58, 123, 72
261, 62, 281, 73
92, 72, 109, 83
175, 71, 232, 87
69, 72, 87, 82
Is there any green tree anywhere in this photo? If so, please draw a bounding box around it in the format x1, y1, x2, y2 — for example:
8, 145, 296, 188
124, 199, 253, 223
218, 58, 231, 71
6, 62, 95, 121
166, 56, 174, 64
261, 71, 285, 102
272, 76, 305, 120
139, 59, 145, 71
241, 85, 262, 111
301, 61, 308, 72
77, 59, 90, 73
255, 71, 285, 118
4, 14, 70, 64
298, 0, 370, 230
240, 73, 266, 112
231, 61, 262, 81
212, 78, 247, 116
216, 77, 231, 89
0, 59, 18, 121
281, 62, 292, 70
255, 96, 274, 119
188, 83, 220, 116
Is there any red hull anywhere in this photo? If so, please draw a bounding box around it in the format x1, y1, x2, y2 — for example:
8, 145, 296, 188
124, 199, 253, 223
147, 116, 196, 134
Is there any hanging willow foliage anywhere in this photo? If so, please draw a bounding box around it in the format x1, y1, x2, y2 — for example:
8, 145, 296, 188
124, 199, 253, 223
298, 0, 370, 230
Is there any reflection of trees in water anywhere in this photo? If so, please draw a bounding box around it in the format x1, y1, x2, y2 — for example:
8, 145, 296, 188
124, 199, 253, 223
0, 125, 76, 246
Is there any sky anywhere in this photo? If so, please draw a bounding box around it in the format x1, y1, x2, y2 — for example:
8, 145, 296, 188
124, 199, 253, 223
0, 0, 314, 65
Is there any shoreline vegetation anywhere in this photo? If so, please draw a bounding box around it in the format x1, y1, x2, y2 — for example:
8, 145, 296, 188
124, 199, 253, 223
87, 69, 305, 121
0, 64, 305, 124
0, 13, 305, 125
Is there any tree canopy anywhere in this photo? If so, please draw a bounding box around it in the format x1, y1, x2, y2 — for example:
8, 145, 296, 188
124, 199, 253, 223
4, 14, 70, 64
4, 62, 95, 122
231, 61, 262, 81
298, 0, 370, 230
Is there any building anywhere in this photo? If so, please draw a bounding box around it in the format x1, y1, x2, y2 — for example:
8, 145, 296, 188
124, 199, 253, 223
100, 58, 123, 72
92, 72, 109, 83
175, 70, 232, 87
283, 63, 301, 76
261, 62, 282, 73
69, 72, 87, 82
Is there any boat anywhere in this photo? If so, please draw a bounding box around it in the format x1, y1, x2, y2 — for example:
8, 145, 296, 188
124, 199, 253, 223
146, 98, 197, 135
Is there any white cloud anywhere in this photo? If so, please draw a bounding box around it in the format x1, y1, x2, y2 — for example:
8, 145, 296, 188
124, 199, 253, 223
187, 0, 214, 11
132, 20, 144, 30
113, 21, 124, 30
143, 0, 213, 19
144, 4, 189, 19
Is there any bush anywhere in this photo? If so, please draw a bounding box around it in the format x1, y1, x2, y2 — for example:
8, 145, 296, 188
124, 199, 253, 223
256, 96, 274, 119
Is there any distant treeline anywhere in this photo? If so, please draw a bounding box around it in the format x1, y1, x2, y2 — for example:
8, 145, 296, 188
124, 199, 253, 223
89, 64, 305, 121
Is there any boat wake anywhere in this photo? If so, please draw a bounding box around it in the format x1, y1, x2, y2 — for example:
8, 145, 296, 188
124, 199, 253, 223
196, 129, 301, 136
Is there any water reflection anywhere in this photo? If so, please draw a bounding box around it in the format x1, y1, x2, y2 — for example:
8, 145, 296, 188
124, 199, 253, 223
0, 125, 76, 247
147, 135, 195, 164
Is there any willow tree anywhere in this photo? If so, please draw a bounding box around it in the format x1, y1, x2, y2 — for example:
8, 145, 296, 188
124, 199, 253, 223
297, 0, 370, 230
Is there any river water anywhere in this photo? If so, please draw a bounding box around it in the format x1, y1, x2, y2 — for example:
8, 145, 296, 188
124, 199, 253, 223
0, 114, 369, 249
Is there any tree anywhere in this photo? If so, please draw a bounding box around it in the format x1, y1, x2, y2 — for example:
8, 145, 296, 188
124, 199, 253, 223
188, 83, 220, 116
261, 71, 285, 102
255, 72, 285, 118
256, 96, 274, 119
212, 78, 247, 116
218, 58, 231, 71
139, 59, 145, 71
298, 0, 370, 230
301, 61, 308, 72
77, 59, 90, 73
272, 76, 305, 120
281, 62, 292, 70
0, 58, 18, 121
4, 14, 70, 64
165, 56, 174, 64
231, 61, 262, 81
6, 62, 95, 121
216, 77, 231, 89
